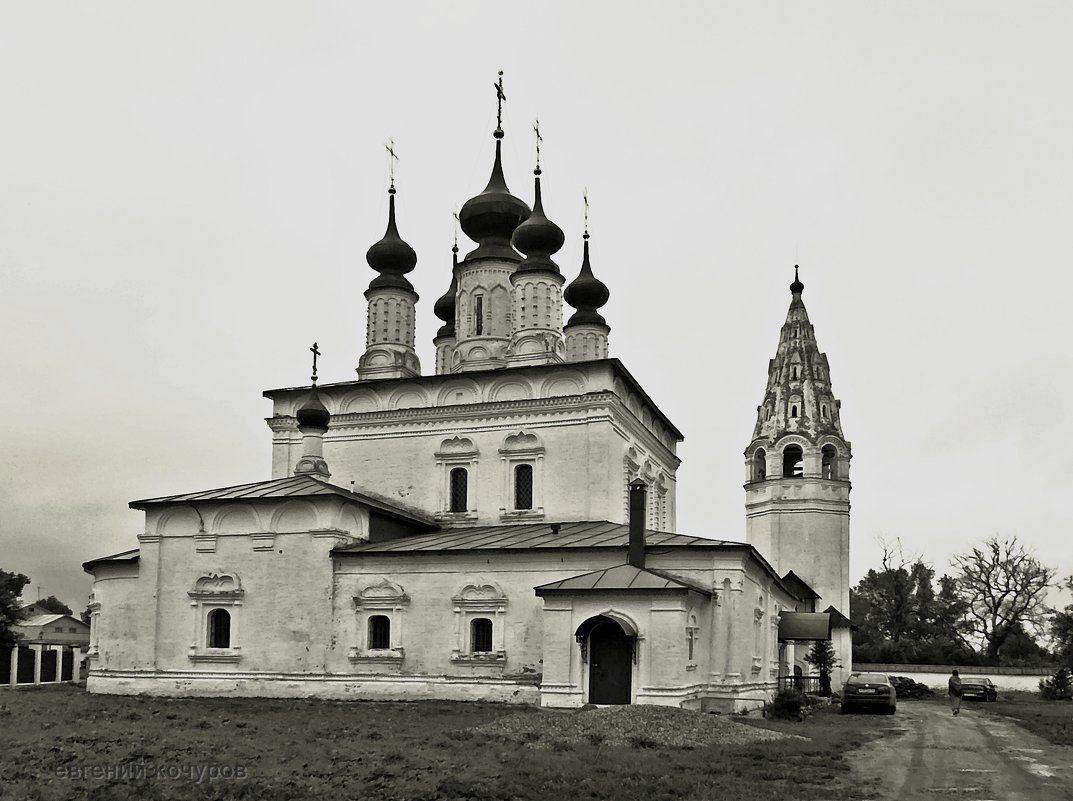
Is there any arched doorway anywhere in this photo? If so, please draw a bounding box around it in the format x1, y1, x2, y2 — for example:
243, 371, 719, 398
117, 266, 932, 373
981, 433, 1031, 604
581, 616, 633, 705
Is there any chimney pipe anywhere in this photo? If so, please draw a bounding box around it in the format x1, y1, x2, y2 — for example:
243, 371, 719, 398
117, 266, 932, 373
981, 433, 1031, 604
628, 479, 647, 569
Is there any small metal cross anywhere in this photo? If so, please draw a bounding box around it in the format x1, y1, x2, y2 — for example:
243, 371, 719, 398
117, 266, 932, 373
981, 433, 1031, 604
494, 71, 506, 129
385, 138, 399, 189
533, 118, 542, 169
583, 189, 590, 237
310, 342, 321, 383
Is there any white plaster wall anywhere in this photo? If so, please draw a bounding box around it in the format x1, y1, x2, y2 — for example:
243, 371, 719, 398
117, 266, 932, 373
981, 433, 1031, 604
267, 362, 680, 528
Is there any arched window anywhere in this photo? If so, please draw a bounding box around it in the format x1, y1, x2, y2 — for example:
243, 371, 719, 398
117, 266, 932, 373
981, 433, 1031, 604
367, 615, 391, 650
821, 403, 828, 419
822, 445, 837, 479
514, 464, 533, 510
471, 618, 493, 653
207, 609, 231, 649
474, 295, 484, 335
449, 467, 468, 513
790, 404, 799, 418
782, 445, 804, 478
753, 449, 767, 482
791, 366, 799, 380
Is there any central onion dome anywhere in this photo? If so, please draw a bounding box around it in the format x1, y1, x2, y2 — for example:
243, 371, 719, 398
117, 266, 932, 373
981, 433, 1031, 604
564, 233, 610, 328
512, 168, 564, 277
296, 384, 330, 430
365, 187, 417, 295
434, 244, 459, 339
458, 129, 531, 261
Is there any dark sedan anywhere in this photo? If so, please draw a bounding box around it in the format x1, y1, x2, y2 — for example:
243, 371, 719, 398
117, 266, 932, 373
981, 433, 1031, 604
960, 676, 998, 702
841, 672, 897, 714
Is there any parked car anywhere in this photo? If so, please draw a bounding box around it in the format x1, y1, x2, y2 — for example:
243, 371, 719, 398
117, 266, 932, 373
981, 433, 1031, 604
841, 672, 897, 714
959, 676, 998, 702
889, 675, 935, 699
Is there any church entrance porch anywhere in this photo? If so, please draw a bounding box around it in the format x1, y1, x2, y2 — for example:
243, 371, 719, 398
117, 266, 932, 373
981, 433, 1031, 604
579, 615, 634, 705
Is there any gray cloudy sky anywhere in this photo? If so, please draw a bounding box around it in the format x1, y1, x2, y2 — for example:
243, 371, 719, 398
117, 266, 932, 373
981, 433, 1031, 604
1, 1, 1071, 609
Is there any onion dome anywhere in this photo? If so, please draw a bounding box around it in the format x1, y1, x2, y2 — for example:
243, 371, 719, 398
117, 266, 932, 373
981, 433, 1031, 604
790, 264, 804, 295
296, 384, 330, 430
434, 245, 459, 339
458, 130, 531, 261
512, 169, 564, 277
365, 187, 417, 295
564, 233, 610, 327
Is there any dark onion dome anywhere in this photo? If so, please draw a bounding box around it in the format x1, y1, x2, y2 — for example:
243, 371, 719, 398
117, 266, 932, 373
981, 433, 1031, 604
511, 170, 564, 278
790, 264, 804, 295
434, 245, 459, 339
564, 234, 610, 328
296, 385, 330, 430
365, 188, 417, 295
458, 130, 531, 261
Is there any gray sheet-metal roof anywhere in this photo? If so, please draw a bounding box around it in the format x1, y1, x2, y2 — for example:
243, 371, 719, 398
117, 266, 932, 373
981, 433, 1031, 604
128, 475, 436, 528
782, 570, 822, 600
534, 564, 711, 595
17, 614, 66, 628
81, 548, 140, 573
778, 611, 832, 642
334, 521, 736, 553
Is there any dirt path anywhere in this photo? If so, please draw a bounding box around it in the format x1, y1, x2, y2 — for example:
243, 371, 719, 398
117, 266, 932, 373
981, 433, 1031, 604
845, 701, 1073, 800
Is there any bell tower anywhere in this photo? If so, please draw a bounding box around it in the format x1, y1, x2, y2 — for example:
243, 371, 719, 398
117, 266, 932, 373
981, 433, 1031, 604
745, 267, 852, 676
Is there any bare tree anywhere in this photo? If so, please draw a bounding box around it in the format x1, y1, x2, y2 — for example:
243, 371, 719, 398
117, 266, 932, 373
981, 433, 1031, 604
952, 536, 1054, 662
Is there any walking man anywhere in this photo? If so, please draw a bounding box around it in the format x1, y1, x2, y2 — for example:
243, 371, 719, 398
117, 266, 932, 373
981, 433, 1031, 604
948, 669, 963, 716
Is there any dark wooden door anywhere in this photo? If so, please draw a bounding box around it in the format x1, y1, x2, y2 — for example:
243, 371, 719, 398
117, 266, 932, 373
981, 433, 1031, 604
589, 620, 632, 704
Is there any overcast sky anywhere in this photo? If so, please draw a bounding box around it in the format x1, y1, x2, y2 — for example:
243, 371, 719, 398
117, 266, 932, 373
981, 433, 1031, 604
1, 2, 1071, 610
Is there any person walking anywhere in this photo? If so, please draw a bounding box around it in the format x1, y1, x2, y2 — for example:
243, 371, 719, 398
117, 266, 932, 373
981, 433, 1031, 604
948, 669, 963, 716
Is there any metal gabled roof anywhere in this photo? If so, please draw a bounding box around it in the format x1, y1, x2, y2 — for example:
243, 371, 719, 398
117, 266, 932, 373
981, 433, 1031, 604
334, 520, 734, 554
534, 563, 711, 595
17, 614, 66, 627
128, 475, 436, 528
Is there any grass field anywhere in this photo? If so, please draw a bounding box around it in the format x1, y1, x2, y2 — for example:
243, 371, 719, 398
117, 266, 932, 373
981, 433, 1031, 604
0, 685, 899, 801
972, 692, 1073, 746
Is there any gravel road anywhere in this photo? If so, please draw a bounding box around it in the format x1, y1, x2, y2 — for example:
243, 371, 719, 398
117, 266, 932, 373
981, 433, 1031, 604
846, 701, 1073, 800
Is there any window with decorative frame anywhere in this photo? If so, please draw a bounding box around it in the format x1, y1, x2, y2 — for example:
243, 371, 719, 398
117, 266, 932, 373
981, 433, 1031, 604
435, 437, 479, 522
188, 571, 243, 663
451, 581, 507, 665
350, 579, 409, 666
498, 431, 545, 521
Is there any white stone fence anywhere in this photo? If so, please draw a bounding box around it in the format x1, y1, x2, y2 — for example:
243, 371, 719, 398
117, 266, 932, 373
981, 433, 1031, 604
855, 663, 1054, 693
1, 643, 85, 688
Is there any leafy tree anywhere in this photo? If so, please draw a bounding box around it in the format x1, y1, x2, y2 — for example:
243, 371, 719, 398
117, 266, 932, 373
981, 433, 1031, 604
952, 536, 1054, 662
851, 543, 974, 664
0, 569, 31, 648
1049, 575, 1073, 666
804, 639, 839, 696
32, 595, 73, 616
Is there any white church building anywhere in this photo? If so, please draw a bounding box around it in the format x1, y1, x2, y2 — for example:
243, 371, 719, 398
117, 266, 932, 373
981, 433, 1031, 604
83, 95, 854, 712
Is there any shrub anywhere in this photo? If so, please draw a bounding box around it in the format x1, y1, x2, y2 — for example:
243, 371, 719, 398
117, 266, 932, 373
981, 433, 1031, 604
1039, 666, 1073, 701
766, 689, 808, 721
